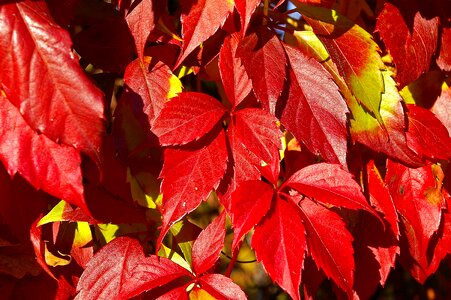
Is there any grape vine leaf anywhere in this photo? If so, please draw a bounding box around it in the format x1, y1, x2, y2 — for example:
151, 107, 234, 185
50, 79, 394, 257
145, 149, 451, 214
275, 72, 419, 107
238, 27, 287, 114
405, 104, 451, 161
252, 197, 306, 300
376, 1, 439, 88
0, 0, 104, 162
192, 212, 226, 275
282, 45, 348, 166
178, 0, 234, 66
295, 3, 385, 123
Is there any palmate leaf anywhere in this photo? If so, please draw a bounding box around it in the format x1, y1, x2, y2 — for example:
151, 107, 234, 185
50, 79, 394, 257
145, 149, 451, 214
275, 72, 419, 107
297, 197, 354, 294
0, 92, 86, 211
0, 0, 104, 162
282, 45, 348, 166
376, 1, 439, 88
158, 129, 228, 248
178, 0, 234, 66
252, 197, 306, 300
293, 2, 385, 123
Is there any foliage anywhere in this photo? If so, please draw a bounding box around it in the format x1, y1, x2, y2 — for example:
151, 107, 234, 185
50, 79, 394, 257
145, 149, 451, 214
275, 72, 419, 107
0, 0, 450, 299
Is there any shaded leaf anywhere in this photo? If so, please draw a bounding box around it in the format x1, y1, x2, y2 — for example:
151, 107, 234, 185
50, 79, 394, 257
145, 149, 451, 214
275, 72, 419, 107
376, 1, 439, 88
235, 0, 261, 34
282, 45, 348, 166
252, 198, 306, 300
192, 212, 226, 275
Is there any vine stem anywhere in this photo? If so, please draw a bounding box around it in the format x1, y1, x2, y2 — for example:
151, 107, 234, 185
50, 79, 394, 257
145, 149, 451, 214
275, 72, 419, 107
263, 0, 269, 25
224, 240, 242, 277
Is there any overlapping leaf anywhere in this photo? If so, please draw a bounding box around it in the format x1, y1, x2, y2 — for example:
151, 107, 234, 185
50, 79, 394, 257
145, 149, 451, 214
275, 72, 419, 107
0, 1, 104, 161
252, 198, 306, 300
295, 3, 385, 123
178, 0, 234, 65
282, 45, 348, 166
238, 28, 287, 113
437, 27, 451, 71
234, 0, 261, 34
376, 1, 439, 88
198, 274, 247, 300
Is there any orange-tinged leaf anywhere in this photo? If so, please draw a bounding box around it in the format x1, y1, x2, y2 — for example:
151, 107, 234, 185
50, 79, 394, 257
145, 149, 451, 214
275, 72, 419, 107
0, 1, 104, 162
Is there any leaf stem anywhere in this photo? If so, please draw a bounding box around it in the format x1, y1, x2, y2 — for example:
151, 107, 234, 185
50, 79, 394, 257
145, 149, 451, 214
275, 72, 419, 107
263, 0, 269, 25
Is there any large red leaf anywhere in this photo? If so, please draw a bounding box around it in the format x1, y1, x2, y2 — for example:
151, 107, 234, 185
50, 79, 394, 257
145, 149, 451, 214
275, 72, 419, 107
376, 1, 439, 88
219, 34, 252, 109
252, 198, 306, 300
234, 0, 261, 34
152, 92, 227, 146
76, 237, 192, 299
178, 0, 234, 65
283, 163, 375, 214
0, 92, 85, 211
385, 161, 446, 282
199, 274, 247, 300
238, 28, 287, 113
405, 104, 451, 160
158, 130, 228, 248
124, 58, 179, 127
282, 45, 348, 166
192, 212, 226, 275
125, 0, 158, 58
297, 4, 385, 122
298, 197, 354, 294
0, 1, 104, 161
230, 180, 273, 250
437, 27, 451, 71
234, 108, 282, 183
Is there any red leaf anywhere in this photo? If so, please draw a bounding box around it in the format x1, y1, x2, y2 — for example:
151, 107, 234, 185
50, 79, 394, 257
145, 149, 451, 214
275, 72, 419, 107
234, 108, 282, 183
367, 160, 399, 238
437, 27, 451, 71
238, 28, 287, 113
192, 212, 226, 275
386, 161, 446, 282
252, 198, 306, 300
124, 59, 179, 127
405, 104, 451, 160
0, 1, 104, 161
158, 130, 228, 248
153, 93, 227, 146
156, 285, 189, 300
282, 45, 348, 166
230, 180, 273, 250
431, 84, 451, 135
76, 237, 192, 299
178, 0, 234, 66
0, 92, 86, 211
235, 0, 261, 34
376, 1, 439, 88
125, 0, 157, 58
284, 163, 375, 214
199, 274, 247, 300
219, 34, 252, 108
298, 197, 354, 294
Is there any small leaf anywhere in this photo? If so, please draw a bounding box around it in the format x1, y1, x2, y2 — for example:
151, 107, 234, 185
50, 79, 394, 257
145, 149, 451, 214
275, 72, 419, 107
153, 92, 227, 146
235, 0, 261, 34
437, 27, 451, 71
192, 212, 226, 275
